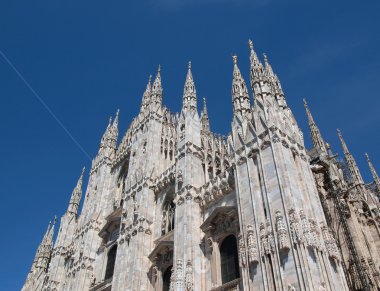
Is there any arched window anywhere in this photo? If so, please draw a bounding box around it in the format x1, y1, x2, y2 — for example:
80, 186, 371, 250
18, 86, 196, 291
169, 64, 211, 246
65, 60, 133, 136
104, 245, 117, 280
162, 265, 172, 291
220, 235, 240, 284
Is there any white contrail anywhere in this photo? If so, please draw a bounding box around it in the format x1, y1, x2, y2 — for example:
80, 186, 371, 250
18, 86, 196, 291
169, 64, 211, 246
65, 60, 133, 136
0, 49, 92, 161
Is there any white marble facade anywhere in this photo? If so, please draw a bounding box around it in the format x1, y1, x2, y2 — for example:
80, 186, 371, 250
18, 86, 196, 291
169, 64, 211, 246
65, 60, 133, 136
23, 40, 380, 291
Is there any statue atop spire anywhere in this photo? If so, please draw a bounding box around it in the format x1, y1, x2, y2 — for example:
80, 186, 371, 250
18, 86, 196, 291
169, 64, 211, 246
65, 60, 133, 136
232, 55, 251, 117
141, 75, 152, 111
182, 61, 197, 112
337, 129, 366, 198
67, 167, 85, 216
366, 153, 380, 193
151, 65, 162, 106
303, 98, 327, 155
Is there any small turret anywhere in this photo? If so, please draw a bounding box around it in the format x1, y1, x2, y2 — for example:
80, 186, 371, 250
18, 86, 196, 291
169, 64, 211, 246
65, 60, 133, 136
182, 61, 197, 112
231, 55, 251, 118
151, 65, 163, 106
67, 167, 85, 216
303, 98, 327, 155
366, 153, 380, 193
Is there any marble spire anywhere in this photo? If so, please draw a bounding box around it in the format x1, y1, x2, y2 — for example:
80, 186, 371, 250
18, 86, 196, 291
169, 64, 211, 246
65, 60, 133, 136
366, 153, 380, 193
337, 129, 365, 190
67, 167, 85, 216
182, 61, 197, 112
232, 55, 250, 117
303, 98, 327, 155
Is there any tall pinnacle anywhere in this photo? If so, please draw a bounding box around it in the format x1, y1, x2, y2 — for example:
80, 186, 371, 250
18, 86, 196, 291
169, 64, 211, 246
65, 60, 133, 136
33, 218, 55, 271
337, 129, 365, 189
303, 98, 327, 155
67, 167, 85, 216
182, 61, 197, 112
232, 55, 250, 117
201, 97, 210, 131
141, 75, 152, 111
46, 216, 57, 245
263, 53, 287, 108
151, 65, 163, 106
248, 39, 264, 86
366, 153, 380, 193
110, 109, 119, 148
100, 117, 112, 150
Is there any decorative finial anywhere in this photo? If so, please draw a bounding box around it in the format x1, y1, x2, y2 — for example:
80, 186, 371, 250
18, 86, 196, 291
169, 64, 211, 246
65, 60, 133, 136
158, 64, 161, 73
116, 109, 120, 118
188, 61, 191, 69
53, 215, 57, 225
326, 142, 331, 150
232, 55, 238, 65
248, 39, 254, 50
365, 153, 370, 161
108, 116, 112, 125
81, 166, 86, 175
303, 98, 307, 105
148, 74, 152, 84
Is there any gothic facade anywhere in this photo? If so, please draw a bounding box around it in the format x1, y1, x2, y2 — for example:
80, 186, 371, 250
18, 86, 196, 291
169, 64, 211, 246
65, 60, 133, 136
23, 40, 380, 291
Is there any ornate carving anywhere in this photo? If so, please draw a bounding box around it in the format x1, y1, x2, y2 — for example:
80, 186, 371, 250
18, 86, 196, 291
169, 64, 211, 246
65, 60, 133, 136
266, 220, 276, 254
321, 222, 340, 261
246, 225, 259, 264
185, 260, 194, 291
169, 266, 175, 291
300, 210, 315, 248
238, 234, 247, 267
175, 259, 184, 289
275, 210, 290, 251
289, 208, 302, 244
260, 221, 275, 256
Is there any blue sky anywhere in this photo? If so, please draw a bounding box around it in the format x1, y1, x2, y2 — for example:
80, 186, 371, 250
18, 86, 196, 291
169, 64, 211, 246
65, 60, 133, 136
0, 1, 379, 289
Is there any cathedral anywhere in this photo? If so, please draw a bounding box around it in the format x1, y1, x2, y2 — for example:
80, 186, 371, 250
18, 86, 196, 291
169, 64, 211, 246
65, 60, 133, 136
23, 40, 380, 291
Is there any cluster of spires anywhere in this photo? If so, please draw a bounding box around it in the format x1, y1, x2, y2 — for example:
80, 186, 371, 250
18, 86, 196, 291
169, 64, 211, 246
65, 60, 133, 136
101, 38, 380, 199
33, 39, 380, 271
136, 39, 287, 121
304, 98, 379, 198
30, 167, 86, 276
